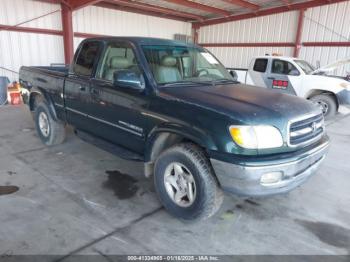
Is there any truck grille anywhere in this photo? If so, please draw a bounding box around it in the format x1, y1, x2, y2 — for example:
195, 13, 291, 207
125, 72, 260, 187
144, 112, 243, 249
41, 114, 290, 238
289, 113, 324, 146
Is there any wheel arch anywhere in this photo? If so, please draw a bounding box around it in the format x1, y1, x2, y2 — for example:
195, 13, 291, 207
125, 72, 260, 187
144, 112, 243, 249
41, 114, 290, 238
143, 124, 217, 177
29, 88, 58, 120
306, 89, 339, 109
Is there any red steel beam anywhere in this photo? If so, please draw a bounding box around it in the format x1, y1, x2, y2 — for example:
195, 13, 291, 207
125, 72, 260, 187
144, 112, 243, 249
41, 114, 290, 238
221, 0, 259, 10
293, 9, 305, 57
70, 0, 103, 10
199, 42, 295, 47
192, 24, 200, 44
163, 0, 231, 16
303, 41, 350, 47
103, 0, 205, 21
95, 2, 188, 22
195, 0, 348, 26
61, 3, 74, 64
281, 0, 291, 5
199, 41, 350, 47
32, 0, 62, 3
74, 32, 110, 38
1, 24, 349, 48
0, 24, 62, 35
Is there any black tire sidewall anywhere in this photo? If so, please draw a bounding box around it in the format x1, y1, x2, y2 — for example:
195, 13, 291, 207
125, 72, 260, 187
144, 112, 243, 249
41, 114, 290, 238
34, 103, 53, 145
154, 149, 209, 220
311, 95, 337, 119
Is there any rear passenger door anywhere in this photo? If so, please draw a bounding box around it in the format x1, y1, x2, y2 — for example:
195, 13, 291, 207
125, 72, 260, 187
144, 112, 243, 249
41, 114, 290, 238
65, 40, 102, 131
265, 59, 300, 95
247, 58, 269, 86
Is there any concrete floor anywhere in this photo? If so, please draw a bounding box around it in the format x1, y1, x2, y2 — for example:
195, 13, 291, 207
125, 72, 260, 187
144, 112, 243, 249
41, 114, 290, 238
0, 105, 349, 258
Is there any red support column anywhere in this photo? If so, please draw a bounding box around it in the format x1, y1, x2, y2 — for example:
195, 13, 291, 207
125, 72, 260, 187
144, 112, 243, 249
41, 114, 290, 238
293, 9, 305, 58
192, 24, 200, 44
61, 3, 74, 64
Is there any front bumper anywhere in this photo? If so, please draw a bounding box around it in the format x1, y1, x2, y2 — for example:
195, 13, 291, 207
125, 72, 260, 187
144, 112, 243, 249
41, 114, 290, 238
210, 136, 330, 197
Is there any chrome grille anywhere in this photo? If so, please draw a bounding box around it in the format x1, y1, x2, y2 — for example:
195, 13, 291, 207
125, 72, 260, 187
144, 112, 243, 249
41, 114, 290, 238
289, 114, 324, 146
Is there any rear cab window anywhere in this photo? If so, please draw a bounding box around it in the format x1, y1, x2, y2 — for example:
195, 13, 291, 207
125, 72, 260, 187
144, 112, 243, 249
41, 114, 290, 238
253, 59, 268, 73
73, 41, 102, 77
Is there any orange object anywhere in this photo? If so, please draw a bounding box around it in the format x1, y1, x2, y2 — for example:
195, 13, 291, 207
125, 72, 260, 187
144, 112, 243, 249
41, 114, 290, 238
8, 91, 22, 105
7, 81, 22, 105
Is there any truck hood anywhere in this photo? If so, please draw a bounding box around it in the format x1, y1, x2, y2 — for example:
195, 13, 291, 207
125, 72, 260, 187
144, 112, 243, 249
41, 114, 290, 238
302, 74, 347, 94
312, 57, 350, 75
159, 83, 321, 127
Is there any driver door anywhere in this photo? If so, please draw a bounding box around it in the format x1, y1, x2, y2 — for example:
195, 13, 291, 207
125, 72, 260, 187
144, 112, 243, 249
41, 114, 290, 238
88, 40, 149, 154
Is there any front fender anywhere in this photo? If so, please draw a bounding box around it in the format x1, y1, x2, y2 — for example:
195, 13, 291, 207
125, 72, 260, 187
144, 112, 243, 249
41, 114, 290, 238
144, 122, 218, 162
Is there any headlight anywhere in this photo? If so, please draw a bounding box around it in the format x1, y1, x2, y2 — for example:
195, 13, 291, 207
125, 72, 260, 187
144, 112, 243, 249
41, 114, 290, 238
229, 125, 283, 149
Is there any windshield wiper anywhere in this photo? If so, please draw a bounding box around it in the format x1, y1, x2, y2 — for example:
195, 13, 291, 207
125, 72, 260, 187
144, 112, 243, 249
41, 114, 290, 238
211, 78, 237, 84
200, 78, 238, 87
161, 80, 212, 87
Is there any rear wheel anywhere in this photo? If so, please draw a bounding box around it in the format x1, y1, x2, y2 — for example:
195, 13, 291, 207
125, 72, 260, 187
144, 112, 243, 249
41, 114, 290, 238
34, 102, 66, 146
154, 143, 223, 221
310, 94, 337, 120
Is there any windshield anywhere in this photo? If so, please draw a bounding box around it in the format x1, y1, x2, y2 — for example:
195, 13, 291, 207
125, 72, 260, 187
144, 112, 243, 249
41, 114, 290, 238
294, 59, 315, 74
142, 45, 233, 85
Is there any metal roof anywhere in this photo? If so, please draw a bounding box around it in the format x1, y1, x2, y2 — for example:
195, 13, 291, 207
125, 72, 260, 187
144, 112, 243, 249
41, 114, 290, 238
37, 0, 348, 26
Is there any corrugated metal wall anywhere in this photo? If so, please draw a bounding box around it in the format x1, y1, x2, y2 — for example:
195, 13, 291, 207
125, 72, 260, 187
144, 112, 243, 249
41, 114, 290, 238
199, 12, 298, 44
2, 0, 349, 82
199, 11, 298, 68
72, 6, 192, 50
0, 0, 191, 82
300, 1, 350, 76
198, 1, 350, 76
0, 0, 63, 81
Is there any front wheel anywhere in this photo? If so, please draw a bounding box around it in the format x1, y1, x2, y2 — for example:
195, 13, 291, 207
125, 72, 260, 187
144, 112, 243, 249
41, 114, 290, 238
154, 143, 223, 221
34, 102, 66, 146
310, 94, 337, 120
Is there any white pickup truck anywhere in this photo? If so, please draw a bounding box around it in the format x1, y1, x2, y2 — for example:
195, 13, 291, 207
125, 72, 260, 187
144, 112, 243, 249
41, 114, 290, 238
228, 56, 350, 119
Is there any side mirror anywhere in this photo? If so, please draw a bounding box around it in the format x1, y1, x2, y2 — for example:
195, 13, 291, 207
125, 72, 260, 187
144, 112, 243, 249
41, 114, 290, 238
113, 69, 145, 91
229, 70, 238, 81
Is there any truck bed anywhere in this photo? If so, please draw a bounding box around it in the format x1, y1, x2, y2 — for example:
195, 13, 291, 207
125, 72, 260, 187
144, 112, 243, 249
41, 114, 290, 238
20, 65, 69, 82
19, 65, 69, 114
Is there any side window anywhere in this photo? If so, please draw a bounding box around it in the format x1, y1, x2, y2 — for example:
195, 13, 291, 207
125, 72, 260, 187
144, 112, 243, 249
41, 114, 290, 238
253, 59, 268, 73
272, 59, 300, 76
97, 42, 139, 81
73, 41, 100, 77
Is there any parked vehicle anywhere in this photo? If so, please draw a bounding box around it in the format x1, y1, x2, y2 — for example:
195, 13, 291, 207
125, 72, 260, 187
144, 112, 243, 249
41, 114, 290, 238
20, 37, 329, 221
228, 56, 350, 119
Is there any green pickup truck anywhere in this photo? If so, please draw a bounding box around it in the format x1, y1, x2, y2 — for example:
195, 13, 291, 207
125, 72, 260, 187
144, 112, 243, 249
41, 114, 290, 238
19, 37, 329, 221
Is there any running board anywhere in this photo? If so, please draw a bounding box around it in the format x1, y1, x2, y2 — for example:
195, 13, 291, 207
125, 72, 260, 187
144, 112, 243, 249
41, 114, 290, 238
75, 129, 144, 162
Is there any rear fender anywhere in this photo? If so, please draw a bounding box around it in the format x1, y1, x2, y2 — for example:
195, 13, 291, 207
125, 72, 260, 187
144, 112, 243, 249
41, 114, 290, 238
29, 87, 58, 120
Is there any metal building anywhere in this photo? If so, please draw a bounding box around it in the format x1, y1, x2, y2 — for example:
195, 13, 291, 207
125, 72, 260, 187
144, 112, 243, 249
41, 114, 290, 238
1, 0, 349, 81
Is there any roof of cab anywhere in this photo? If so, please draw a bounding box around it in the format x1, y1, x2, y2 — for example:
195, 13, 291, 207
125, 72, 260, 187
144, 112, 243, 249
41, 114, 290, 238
84, 36, 199, 48
253, 55, 297, 62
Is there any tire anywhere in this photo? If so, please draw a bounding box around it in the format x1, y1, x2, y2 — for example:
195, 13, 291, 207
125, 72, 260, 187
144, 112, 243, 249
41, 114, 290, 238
154, 143, 223, 221
34, 102, 66, 146
310, 94, 337, 120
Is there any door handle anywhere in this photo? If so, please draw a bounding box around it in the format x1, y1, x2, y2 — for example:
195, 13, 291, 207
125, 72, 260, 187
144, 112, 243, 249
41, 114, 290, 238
79, 85, 86, 91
